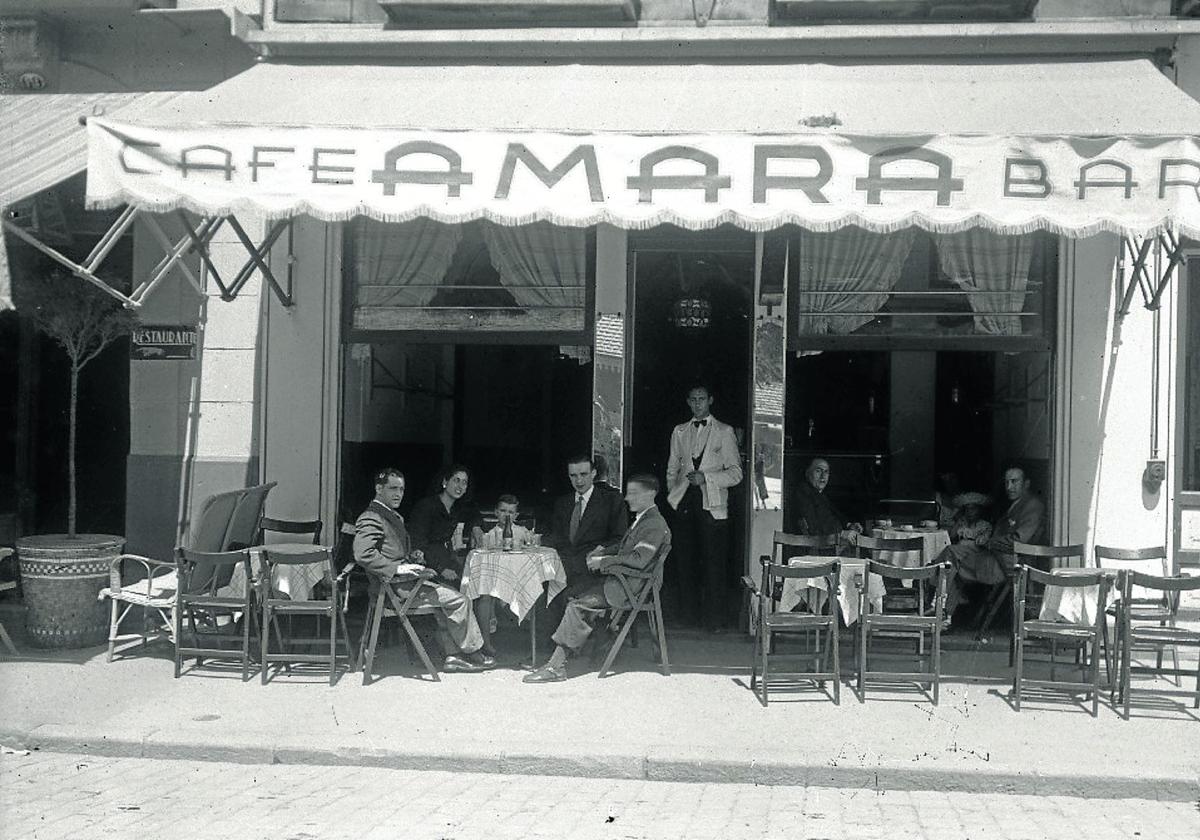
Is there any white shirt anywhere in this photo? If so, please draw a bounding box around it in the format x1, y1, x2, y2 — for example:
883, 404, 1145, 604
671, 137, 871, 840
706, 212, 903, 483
687, 417, 712, 460
574, 484, 595, 516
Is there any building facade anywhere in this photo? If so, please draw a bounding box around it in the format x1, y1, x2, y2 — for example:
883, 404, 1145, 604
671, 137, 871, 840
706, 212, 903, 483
4, 0, 1200, 629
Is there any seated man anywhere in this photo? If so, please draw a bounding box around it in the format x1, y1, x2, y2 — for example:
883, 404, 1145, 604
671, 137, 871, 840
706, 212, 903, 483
792, 457, 862, 542
476, 494, 531, 549
543, 455, 628, 594
523, 473, 670, 683
354, 467, 494, 673
937, 465, 1046, 626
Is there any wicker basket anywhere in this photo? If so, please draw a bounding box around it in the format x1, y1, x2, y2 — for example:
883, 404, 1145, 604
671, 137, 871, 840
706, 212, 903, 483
16, 534, 124, 649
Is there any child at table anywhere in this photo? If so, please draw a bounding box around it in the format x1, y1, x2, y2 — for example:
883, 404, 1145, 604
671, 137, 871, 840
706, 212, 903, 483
950, 492, 992, 547
477, 495, 532, 549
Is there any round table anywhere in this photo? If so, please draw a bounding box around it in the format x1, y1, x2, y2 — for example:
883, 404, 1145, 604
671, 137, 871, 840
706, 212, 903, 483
461, 546, 565, 665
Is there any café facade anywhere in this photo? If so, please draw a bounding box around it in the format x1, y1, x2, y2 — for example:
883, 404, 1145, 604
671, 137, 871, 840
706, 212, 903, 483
5, 4, 1200, 628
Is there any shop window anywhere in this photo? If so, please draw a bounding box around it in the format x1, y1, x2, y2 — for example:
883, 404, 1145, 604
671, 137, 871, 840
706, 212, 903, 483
377, 0, 636, 27
787, 227, 1056, 351
346, 218, 592, 342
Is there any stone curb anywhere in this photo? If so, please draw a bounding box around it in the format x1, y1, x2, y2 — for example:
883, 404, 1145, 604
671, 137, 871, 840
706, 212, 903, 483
6, 723, 1197, 802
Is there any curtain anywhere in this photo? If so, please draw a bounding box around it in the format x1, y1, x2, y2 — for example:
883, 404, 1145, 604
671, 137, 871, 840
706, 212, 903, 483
480, 221, 586, 309
935, 230, 1035, 336
354, 218, 462, 309
793, 227, 916, 335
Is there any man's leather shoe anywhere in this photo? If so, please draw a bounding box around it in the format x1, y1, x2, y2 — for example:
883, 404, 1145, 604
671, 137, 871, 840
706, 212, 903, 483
522, 664, 566, 683
467, 651, 496, 669
443, 654, 485, 673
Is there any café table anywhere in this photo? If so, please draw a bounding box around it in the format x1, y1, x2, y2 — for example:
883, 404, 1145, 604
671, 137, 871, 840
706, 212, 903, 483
777, 556, 885, 626
460, 544, 565, 666
225, 543, 330, 603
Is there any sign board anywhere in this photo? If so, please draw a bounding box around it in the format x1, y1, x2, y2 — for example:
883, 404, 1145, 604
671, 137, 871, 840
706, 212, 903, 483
131, 324, 197, 361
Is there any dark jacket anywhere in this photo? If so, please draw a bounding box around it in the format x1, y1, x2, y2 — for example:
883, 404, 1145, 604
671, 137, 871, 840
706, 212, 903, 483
352, 500, 412, 579
792, 481, 850, 536
407, 495, 480, 575
543, 483, 629, 588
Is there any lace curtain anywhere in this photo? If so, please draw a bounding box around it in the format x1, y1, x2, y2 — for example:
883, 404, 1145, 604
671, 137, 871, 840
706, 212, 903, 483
353, 218, 463, 309
480, 221, 586, 309
793, 227, 916, 335
935, 230, 1035, 336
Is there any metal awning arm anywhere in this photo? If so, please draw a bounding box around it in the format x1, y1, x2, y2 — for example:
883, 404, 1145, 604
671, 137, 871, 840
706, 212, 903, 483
1, 216, 141, 309
1146, 230, 1185, 311
130, 212, 212, 303
1118, 236, 1153, 318
225, 217, 293, 307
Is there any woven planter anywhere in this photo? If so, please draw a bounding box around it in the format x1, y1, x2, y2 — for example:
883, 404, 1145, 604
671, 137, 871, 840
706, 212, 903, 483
16, 534, 123, 649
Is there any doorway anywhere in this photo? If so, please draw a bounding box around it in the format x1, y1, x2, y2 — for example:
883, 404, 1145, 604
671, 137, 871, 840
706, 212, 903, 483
628, 228, 754, 628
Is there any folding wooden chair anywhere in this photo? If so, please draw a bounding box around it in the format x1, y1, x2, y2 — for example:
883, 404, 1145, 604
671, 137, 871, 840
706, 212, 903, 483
597, 542, 671, 679
1117, 571, 1200, 719
1008, 542, 1087, 666
173, 547, 259, 681
858, 561, 947, 705
0, 547, 17, 656
357, 568, 442, 685
1013, 565, 1110, 716
258, 546, 355, 685
855, 534, 927, 635
742, 540, 841, 706
1095, 546, 1178, 683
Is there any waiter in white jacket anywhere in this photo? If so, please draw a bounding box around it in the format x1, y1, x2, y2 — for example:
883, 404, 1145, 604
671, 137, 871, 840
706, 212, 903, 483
666, 384, 743, 633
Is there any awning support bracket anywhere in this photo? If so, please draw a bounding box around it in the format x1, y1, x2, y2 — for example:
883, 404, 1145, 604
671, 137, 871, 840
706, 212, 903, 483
1118, 232, 1185, 319
1, 216, 141, 309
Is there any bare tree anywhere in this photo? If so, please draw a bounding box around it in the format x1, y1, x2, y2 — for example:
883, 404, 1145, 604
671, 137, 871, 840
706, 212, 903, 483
17, 269, 136, 537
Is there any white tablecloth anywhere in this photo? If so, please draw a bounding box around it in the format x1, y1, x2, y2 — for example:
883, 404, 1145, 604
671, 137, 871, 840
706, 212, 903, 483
225, 544, 329, 602
461, 547, 565, 622
1039, 569, 1116, 625
871, 527, 951, 567
777, 556, 884, 626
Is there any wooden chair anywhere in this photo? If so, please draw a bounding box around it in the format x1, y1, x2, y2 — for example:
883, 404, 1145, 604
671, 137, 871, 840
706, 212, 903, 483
858, 561, 947, 705
975, 540, 1081, 641
741, 531, 841, 706
258, 546, 354, 685
597, 542, 671, 679
0, 547, 17, 656
357, 568, 442, 685
1117, 570, 1200, 719
1095, 546, 1178, 682
856, 534, 927, 614
173, 547, 258, 681
1006, 542, 1087, 664
100, 487, 248, 662
1012, 565, 1110, 716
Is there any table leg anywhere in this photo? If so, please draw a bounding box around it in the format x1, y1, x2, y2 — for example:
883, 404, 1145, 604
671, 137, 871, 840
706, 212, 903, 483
530, 594, 538, 668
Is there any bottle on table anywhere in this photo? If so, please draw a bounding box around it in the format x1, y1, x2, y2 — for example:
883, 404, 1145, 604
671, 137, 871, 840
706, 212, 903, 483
502, 518, 514, 552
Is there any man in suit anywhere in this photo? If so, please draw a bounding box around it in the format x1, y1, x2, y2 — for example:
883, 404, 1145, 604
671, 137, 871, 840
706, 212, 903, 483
665, 384, 743, 632
537, 455, 628, 649
523, 474, 671, 683
937, 465, 1046, 626
353, 467, 493, 672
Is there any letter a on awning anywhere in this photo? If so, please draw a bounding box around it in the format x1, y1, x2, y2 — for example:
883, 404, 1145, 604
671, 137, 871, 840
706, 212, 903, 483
83, 58, 1200, 242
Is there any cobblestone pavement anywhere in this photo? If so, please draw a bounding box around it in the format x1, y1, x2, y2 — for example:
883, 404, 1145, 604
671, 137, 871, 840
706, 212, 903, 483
3, 751, 1198, 840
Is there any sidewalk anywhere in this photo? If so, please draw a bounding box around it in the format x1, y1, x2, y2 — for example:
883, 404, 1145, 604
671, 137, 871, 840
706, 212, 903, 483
1, 600, 1197, 801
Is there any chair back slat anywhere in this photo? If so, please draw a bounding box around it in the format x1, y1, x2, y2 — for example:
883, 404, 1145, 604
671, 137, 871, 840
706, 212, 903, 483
1127, 571, 1200, 593
865, 559, 945, 582
1022, 565, 1106, 588
1014, 541, 1085, 569
259, 516, 322, 545
261, 546, 332, 567
767, 559, 839, 580
772, 531, 839, 551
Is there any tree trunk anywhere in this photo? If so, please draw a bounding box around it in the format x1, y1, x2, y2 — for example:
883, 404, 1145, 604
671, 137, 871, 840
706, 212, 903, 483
68, 363, 79, 538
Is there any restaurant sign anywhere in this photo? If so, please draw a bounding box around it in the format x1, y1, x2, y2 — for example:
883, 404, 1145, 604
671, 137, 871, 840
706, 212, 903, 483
131, 324, 197, 361
86, 119, 1200, 237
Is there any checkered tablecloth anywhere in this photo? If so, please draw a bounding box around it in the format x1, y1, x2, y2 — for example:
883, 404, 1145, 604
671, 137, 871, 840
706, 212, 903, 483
461, 547, 565, 622
777, 556, 884, 627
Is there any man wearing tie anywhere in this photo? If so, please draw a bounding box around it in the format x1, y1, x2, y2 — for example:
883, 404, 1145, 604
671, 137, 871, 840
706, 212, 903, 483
540, 455, 629, 646
666, 384, 744, 633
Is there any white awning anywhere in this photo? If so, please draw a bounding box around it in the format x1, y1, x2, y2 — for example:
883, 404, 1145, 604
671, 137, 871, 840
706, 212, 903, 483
0, 91, 187, 311
82, 58, 1200, 241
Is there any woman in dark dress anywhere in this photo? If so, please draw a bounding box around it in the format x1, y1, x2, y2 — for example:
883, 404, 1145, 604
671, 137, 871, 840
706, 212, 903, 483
408, 464, 482, 583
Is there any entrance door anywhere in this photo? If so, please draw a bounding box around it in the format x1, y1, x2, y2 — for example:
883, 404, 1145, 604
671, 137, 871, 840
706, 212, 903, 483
628, 228, 754, 628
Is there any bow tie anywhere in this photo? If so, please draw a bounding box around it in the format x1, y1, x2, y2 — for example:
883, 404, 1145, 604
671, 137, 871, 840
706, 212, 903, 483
693, 419, 707, 428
